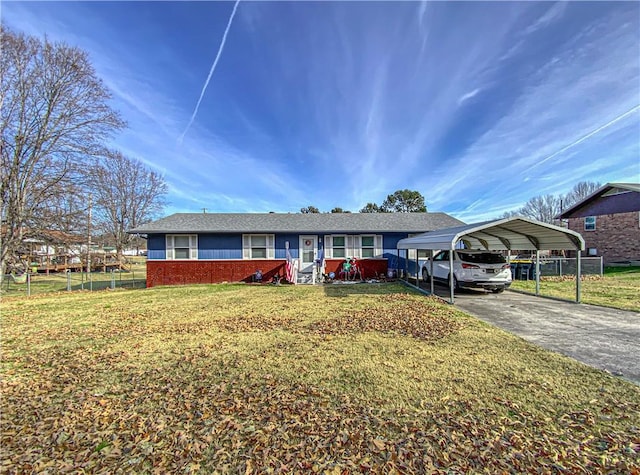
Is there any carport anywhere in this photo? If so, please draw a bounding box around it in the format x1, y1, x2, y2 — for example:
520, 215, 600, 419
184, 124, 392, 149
396, 217, 585, 304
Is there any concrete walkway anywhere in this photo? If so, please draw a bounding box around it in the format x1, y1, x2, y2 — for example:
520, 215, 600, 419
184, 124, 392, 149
446, 288, 640, 385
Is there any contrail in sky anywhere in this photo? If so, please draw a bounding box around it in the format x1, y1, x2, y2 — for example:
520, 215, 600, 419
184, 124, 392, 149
179, 0, 240, 143
527, 103, 640, 172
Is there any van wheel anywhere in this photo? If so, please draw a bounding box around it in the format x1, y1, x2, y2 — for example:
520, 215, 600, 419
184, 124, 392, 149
422, 268, 429, 282
448, 274, 460, 290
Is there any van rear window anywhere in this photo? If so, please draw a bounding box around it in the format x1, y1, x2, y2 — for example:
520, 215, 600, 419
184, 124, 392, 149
458, 252, 506, 264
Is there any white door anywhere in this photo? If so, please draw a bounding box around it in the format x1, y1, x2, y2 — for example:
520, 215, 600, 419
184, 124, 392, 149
299, 235, 318, 273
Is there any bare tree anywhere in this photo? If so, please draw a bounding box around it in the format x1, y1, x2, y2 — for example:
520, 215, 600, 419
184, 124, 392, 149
563, 181, 602, 210
500, 210, 521, 219
519, 194, 563, 224
1, 27, 124, 276
89, 151, 167, 257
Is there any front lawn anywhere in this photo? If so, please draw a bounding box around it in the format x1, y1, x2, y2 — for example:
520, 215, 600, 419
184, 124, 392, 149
509, 266, 640, 311
1, 284, 639, 473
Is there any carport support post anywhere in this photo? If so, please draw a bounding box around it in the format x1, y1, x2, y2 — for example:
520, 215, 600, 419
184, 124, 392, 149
404, 250, 408, 281
415, 252, 419, 285
576, 251, 581, 303
449, 247, 455, 304
535, 250, 540, 296
430, 249, 434, 295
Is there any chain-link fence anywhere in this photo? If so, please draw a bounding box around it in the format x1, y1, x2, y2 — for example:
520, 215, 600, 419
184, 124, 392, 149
1, 267, 146, 297
536, 257, 603, 277
510, 257, 603, 281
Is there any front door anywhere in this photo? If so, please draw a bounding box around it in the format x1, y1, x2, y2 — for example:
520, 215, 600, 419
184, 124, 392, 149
299, 235, 318, 273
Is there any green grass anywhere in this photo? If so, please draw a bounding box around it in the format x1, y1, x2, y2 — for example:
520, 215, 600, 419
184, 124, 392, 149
509, 266, 640, 311
1, 283, 639, 473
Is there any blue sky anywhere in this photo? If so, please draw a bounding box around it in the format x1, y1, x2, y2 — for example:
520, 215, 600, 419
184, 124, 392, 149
3, 1, 639, 222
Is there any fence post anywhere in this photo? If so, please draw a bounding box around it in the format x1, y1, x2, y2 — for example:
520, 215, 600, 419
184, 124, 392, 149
111, 270, 115, 290
27, 272, 31, 297
600, 256, 603, 276
67, 270, 71, 291
559, 259, 562, 277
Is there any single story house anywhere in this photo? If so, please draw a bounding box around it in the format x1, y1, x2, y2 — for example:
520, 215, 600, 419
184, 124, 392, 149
557, 182, 640, 264
129, 212, 464, 287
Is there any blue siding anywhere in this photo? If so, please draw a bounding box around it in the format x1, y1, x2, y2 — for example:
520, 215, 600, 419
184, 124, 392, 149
147, 235, 165, 260
146, 231, 419, 266
276, 234, 299, 259
199, 234, 242, 259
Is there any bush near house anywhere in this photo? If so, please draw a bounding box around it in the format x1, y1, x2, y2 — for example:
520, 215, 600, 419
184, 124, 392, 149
1, 284, 638, 473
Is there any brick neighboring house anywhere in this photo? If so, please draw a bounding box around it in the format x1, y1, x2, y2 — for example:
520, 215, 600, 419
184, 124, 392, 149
557, 183, 640, 264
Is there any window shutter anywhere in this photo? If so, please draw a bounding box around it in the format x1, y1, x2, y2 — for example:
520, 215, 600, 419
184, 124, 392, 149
353, 235, 362, 259
325, 235, 332, 259
267, 234, 275, 259
190, 235, 198, 260
346, 235, 357, 258
166, 235, 174, 260
375, 235, 383, 258
242, 235, 251, 259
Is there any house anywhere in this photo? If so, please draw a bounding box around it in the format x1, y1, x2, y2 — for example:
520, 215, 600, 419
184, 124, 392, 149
128, 212, 464, 287
557, 183, 640, 264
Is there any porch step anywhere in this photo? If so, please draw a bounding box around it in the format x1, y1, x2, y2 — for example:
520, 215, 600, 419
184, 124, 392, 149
297, 273, 314, 285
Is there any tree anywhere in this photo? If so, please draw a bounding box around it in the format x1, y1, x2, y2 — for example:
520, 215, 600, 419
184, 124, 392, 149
300, 206, 320, 213
330, 207, 350, 213
1, 27, 125, 276
88, 151, 167, 257
500, 210, 521, 219
519, 194, 563, 224
563, 181, 601, 210
359, 203, 382, 213
381, 189, 427, 212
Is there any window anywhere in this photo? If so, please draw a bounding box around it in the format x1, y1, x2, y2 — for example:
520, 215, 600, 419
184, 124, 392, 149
584, 216, 596, 231
331, 235, 346, 258
434, 251, 449, 261
166, 235, 198, 260
327, 234, 381, 258
361, 235, 375, 258
407, 233, 430, 259
243, 234, 275, 259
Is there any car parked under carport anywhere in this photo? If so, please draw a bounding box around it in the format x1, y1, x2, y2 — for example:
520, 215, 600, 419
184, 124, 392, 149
397, 217, 585, 304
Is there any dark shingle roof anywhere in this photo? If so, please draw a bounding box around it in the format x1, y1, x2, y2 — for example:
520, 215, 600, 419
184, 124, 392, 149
129, 212, 464, 234
557, 182, 640, 219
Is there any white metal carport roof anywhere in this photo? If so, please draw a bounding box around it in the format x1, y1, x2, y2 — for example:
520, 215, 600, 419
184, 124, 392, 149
396, 217, 585, 303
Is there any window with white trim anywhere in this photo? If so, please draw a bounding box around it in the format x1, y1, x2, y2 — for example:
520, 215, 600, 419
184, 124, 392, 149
407, 233, 430, 260
584, 216, 596, 231
166, 235, 198, 260
243, 234, 275, 259
360, 235, 375, 258
331, 235, 346, 258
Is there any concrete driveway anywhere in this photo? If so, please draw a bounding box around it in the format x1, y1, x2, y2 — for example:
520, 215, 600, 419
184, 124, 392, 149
422, 283, 640, 385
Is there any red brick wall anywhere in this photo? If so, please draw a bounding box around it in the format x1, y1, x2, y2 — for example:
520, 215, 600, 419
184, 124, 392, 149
146, 258, 389, 287
324, 258, 388, 280
146, 260, 287, 287
567, 211, 640, 263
